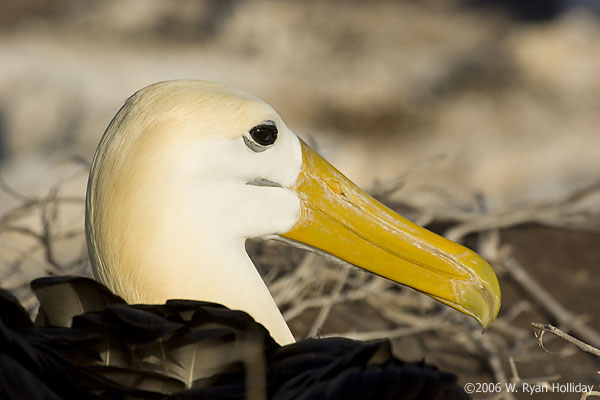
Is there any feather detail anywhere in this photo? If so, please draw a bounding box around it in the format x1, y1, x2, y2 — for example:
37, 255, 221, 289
0, 277, 468, 399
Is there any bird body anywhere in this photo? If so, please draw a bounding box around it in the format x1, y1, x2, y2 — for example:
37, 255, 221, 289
1, 276, 469, 399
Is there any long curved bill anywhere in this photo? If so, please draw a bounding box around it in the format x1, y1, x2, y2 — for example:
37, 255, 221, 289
281, 139, 500, 328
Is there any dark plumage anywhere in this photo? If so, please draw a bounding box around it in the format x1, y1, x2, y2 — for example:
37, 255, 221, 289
0, 276, 469, 399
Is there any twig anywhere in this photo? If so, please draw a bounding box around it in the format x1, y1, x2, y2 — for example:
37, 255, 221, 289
504, 257, 574, 325
476, 334, 516, 400
503, 256, 600, 348
322, 324, 449, 341
531, 323, 600, 358
1, 225, 85, 275
508, 357, 519, 382
371, 153, 447, 199
65, 154, 92, 169
444, 181, 600, 242
0, 175, 35, 203
306, 267, 349, 338
283, 290, 367, 322
0, 197, 84, 227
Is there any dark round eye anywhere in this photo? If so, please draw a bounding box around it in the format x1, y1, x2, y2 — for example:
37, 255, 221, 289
249, 124, 278, 146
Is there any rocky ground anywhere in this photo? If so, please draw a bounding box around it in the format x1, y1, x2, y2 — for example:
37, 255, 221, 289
1, 1, 599, 399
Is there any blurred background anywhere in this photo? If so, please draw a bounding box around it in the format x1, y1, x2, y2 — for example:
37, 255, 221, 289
1, 1, 599, 399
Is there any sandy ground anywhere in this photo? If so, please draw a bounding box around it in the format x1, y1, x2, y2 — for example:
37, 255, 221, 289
1, 1, 599, 399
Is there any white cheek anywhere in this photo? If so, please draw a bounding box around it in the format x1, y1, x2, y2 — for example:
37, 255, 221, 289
181, 182, 300, 240
236, 186, 301, 238
167, 129, 303, 239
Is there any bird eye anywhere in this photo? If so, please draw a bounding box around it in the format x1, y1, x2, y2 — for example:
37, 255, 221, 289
250, 124, 278, 146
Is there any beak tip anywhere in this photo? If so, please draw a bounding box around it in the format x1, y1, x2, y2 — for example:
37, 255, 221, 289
474, 274, 501, 330
464, 254, 501, 330
448, 255, 501, 330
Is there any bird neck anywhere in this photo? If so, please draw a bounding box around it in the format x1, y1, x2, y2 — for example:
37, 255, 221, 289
90, 201, 295, 345
148, 240, 296, 346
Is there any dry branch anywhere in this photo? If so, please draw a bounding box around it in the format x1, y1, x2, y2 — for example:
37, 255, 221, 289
532, 323, 600, 358
444, 181, 600, 242
0, 170, 90, 313
306, 267, 349, 338
503, 257, 600, 349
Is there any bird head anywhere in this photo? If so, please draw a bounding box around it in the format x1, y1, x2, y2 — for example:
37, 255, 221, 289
86, 80, 500, 330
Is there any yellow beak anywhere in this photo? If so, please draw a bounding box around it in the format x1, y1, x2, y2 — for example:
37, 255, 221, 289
281, 139, 501, 328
